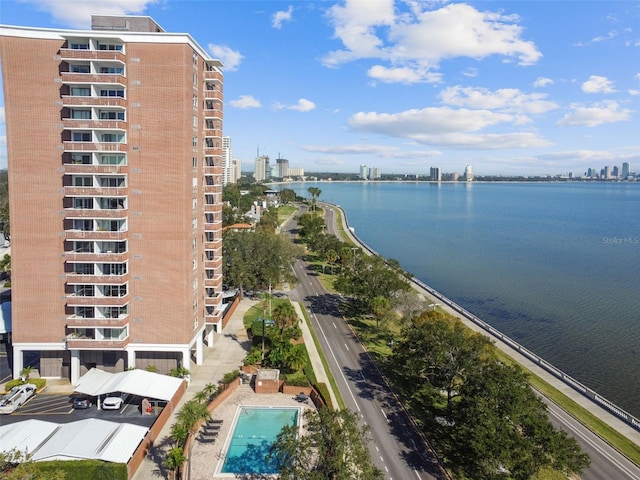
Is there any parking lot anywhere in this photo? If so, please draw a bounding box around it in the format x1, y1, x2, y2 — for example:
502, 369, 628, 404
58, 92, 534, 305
1, 391, 162, 428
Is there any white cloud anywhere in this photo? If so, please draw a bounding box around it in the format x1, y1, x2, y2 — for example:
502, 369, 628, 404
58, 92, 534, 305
533, 77, 554, 88
272, 5, 293, 29
18, 0, 158, 29
229, 95, 262, 109
462, 67, 478, 78
348, 106, 551, 149
274, 98, 316, 112
367, 65, 442, 84
629, 89, 640, 96
302, 144, 441, 159
323, 1, 541, 84
557, 101, 632, 127
207, 44, 244, 71
440, 86, 559, 115
581, 75, 615, 94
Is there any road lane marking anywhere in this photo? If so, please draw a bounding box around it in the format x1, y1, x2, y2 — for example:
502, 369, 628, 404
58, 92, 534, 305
344, 344, 349, 351
381, 409, 388, 422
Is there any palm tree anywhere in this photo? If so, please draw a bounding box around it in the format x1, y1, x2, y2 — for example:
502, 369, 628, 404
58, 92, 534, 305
164, 447, 186, 480
285, 346, 308, 372
19, 366, 34, 381
272, 302, 298, 339
169, 422, 189, 448
168, 366, 190, 378
202, 382, 219, 402
177, 399, 210, 434
307, 187, 322, 212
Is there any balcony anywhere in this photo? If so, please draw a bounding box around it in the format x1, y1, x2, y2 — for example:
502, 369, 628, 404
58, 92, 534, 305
204, 258, 222, 270
66, 295, 129, 307
64, 164, 127, 175
63, 119, 127, 130
64, 251, 127, 262
63, 142, 127, 152
64, 208, 127, 219
66, 338, 129, 350
203, 90, 223, 101
59, 48, 125, 63
204, 275, 223, 288
62, 96, 127, 108
64, 186, 127, 196
203, 70, 223, 82
205, 309, 223, 323
65, 230, 127, 242
66, 272, 129, 285
203, 109, 223, 121
61, 72, 126, 85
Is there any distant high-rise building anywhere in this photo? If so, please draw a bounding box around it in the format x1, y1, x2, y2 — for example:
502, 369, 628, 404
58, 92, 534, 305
254, 155, 269, 182
287, 167, 304, 177
612, 166, 619, 178
232, 158, 242, 183
464, 165, 474, 181
222, 136, 234, 185
604, 166, 611, 179
369, 167, 381, 180
276, 158, 289, 178
359, 164, 368, 180
0, 15, 224, 382
622, 162, 630, 178
430, 166, 441, 182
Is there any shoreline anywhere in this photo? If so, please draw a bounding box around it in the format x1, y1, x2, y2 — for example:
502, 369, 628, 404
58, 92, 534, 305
325, 201, 640, 444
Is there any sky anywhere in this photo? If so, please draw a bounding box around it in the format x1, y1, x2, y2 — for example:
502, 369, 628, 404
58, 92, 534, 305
0, 0, 639, 177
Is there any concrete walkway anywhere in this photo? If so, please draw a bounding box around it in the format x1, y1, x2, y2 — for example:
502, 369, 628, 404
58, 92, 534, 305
132, 299, 257, 480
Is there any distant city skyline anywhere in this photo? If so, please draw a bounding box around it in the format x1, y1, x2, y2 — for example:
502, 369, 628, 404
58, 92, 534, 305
1, 0, 639, 176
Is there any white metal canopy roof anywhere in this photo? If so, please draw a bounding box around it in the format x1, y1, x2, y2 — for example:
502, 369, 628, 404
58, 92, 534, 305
74, 368, 183, 401
0, 419, 148, 464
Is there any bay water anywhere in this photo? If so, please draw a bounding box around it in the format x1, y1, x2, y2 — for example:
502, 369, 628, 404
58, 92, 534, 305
283, 182, 640, 416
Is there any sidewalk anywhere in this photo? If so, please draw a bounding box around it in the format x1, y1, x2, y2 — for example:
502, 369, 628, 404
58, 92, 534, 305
132, 298, 256, 480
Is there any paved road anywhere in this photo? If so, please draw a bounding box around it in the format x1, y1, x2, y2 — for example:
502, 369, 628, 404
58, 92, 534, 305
284, 208, 448, 480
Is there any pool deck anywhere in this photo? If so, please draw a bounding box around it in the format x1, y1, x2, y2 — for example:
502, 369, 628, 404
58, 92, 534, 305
190, 384, 315, 479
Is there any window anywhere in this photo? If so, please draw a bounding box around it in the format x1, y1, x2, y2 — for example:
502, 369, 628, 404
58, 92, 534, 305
70, 87, 90, 96
76, 306, 95, 318
205, 139, 214, 148
101, 327, 126, 340
205, 119, 214, 129
73, 198, 93, 209
99, 177, 125, 188
71, 153, 91, 164
70, 64, 90, 73
71, 109, 91, 119
74, 241, 93, 253
193, 73, 197, 86
100, 155, 125, 165
192, 157, 198, 168
99, 111, 125, 120
193, 95, 198, 107
205, 156, 214, 167
100, 133, 124, 143
74, 263, 94, 274
193, 52, 198, 65
103, 285, 127, 297
192, 136, 198, 147
100, 66, 124, 74
100, 89, 124, 98
75, 285, 94, 296
98, 43, 123, 51
72, 132, 91, 142
102, 263, 126, 275
73, 219, 93, 231
73, 176, 92, 187
70, 42, 89, 50
100, 240, 126, 253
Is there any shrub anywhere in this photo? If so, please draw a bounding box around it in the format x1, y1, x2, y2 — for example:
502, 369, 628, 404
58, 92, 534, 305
35, 459, 127, 480
4, 378, 46, 392
244, 347, 262, 366
221, 370, 240, 385
314, 382, 333, 409
284, 371, 310, 387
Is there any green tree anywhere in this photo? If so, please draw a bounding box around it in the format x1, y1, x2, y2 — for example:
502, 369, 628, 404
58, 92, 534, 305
268, 407, 383, 480
1, 450, 65, 480
279, 188, 297, 204
285, 345, 307, 372
168, 366, 190, 378
176, 399, 210, 435
19, 366, 34, 381
272, 301, 298, 339
163, 447, 186, 480
450, 362, 590, 480
307, 186, 322, 212
223, 230, 301, 297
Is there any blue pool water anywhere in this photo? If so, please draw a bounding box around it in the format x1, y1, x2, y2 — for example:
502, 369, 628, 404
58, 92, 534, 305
221, 407, 299, 474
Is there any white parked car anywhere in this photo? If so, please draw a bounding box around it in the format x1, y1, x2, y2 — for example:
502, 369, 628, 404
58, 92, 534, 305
102, 392, 128, 410
0, 384, 37, 414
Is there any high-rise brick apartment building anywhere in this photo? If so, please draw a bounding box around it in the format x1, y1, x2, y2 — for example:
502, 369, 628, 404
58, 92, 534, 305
0, 16, 224, 384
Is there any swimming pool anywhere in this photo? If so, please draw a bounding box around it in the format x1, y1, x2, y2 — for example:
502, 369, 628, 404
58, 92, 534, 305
220, 406, 300, 474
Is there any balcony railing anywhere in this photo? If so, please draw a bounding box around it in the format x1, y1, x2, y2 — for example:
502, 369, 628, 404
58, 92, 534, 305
203, 70, 223, 82
66, 317, 129, 328
63, 119, 127, 130
64, 164, 127, 175
59, 48, 126, 62
63, 142, 127, 152
65, 231, 127, 242
66, 273, 129, 285
66, 338, 129, 349
61, 96, 127, 108
61, 72, 126, 85
64, 251, 127, 262
203, 110, 223, 120
64, 186, 127, 196
66, 295, 129, 307
64, 208, 127, 219
203, 90, 223, 101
